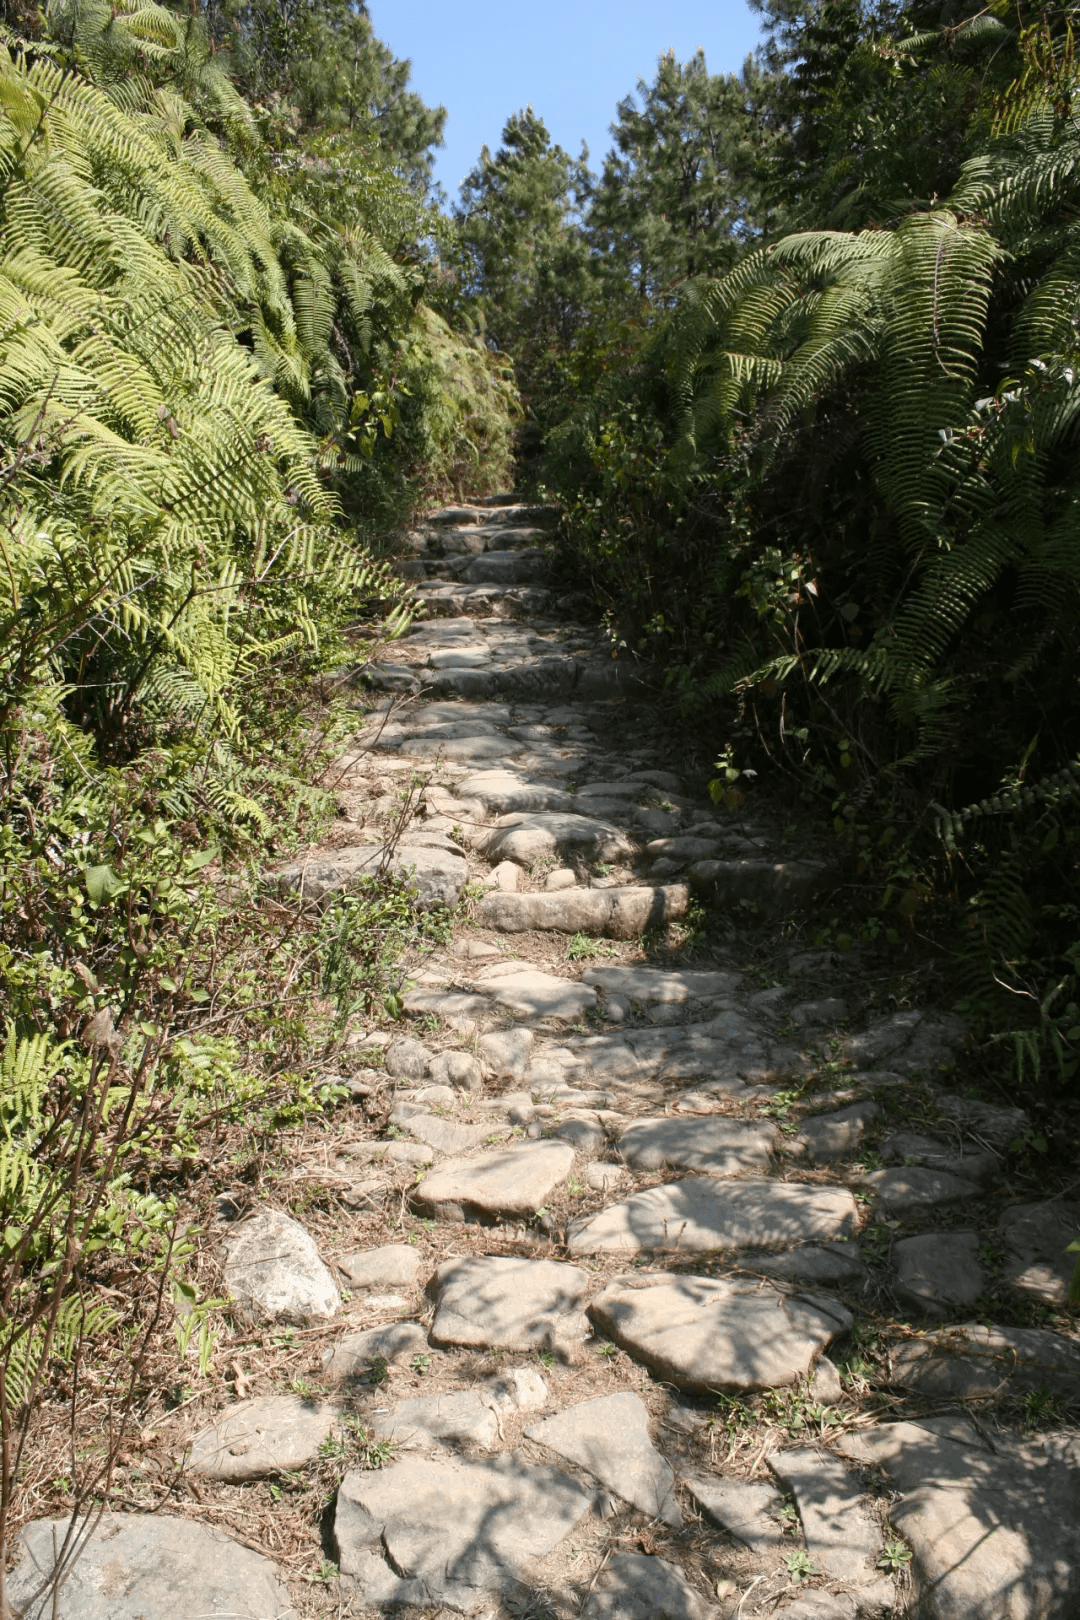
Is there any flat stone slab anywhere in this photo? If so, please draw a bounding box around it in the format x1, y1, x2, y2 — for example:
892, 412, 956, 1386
370, 1373, 550, 1452
792, 1103, 880, 1162
589, 1273, 852, 1392
568, 1177, 860, 1255
893, 1231, 985, 1315
880, 1130, 1000, 1183
748, 1242, 866, 1285
582, 1553, 713, 1620
187, 1395, 336, 1481
223, 1209, 340, 1325
323, 1321, 429, 1381
481, 811, 631, 865
841, 1009, 967, 1072
618, 1116, 776, 1174
272, 841, 468, 907
857, 1166, 979, 1211
838, 1420, 1080, 1620
338, 1243, 422, 1290
769, 1447, 881, 1584
7, 1514, 295, 1619
936, 1090, 1029, 1147
582, 966, 740, 1004
475, 966, 597, 1020
683, 1475, 785, 1551
888, 1321, 1080, 1398
526, 1392, 682, 1525
1001, 1200, 1080, 1304
412, 1140, 575, 1222
402, 1113, 495, 1154
334, 1453, 592, 1611
430, 1255, 590, 1354
370, 1389, 499, 1450
457, 769, 576, 813
477, 884, 690, 939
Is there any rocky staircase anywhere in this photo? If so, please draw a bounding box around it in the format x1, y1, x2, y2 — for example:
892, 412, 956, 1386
9, 498, 1080, 1620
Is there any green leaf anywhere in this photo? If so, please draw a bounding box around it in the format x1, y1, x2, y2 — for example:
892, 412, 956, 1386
85, 864, 126, 905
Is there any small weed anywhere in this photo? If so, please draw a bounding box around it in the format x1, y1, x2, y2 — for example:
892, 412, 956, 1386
566, 933, 615, 961
345, 1418, 397, 1469
567, 1176, 585, 1197
878, 1537, 913, 1574
785, 1550, 818, 1581
412, 1354, 431, 1375
290, 1376, 324, 1399
594, 1340, 618, 1358
593, 862, 614, 876
314, 1559, 339, 1584
1022, 1386, 1061, 1427
536, 1350, 556, 1368
318, 1433, 348, 1459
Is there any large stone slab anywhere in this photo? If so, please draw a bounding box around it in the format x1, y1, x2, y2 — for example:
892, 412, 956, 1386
272, 841, 468, 907
333, 1453, 592, 1612
1001, 1201, 1080, 1305
769, 1448, 882, 1585
893, 1231, 985, 1315
370, 1369, 548, 1451
188, 1395, 336, 1481
936, 1090, 1028, 1147
526, 1392, 682, 1526
880, 1130, 1000, 1183
581, 966, 740, 1004
838, 1421, 1080, 1620
338, 1243, 422, 1290
481, 811, 632, 865
457, 769, 576, 813
748, 1242, 866, 1285
370, 1389, 499, 1450
588, 1273, 852, 1392
475, 965, 597, 1020
323, 1321, 429, 1381
568, 1177, 859, 1256
7, 1514, 296, 1619
792, 1102, 880, 1162
688, 857, 835, 911
401, 1113, 494, 1154
683, 1475, 785, 1552
411, 1140, 575, 1222
582, 1553, 713, 1620
223, 1210, 340, 1325
618, 1116, 776, 1174
841, 1010, 967, 1072
430, 1255, 590, 1354
857, 1166, 979, 1211
477, 884, 690, 938
888, 1322, 1080, 1398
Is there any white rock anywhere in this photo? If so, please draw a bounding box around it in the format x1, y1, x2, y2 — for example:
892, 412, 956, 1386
223, 1210, 340, 1325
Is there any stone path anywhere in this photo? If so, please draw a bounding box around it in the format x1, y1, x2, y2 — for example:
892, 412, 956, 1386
10, 495, 1080, 1618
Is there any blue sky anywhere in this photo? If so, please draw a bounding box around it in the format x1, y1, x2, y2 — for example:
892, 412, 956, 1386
367, 0, 764, 200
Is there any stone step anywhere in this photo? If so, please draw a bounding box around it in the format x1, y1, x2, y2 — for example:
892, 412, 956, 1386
476, 882, 691, 937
